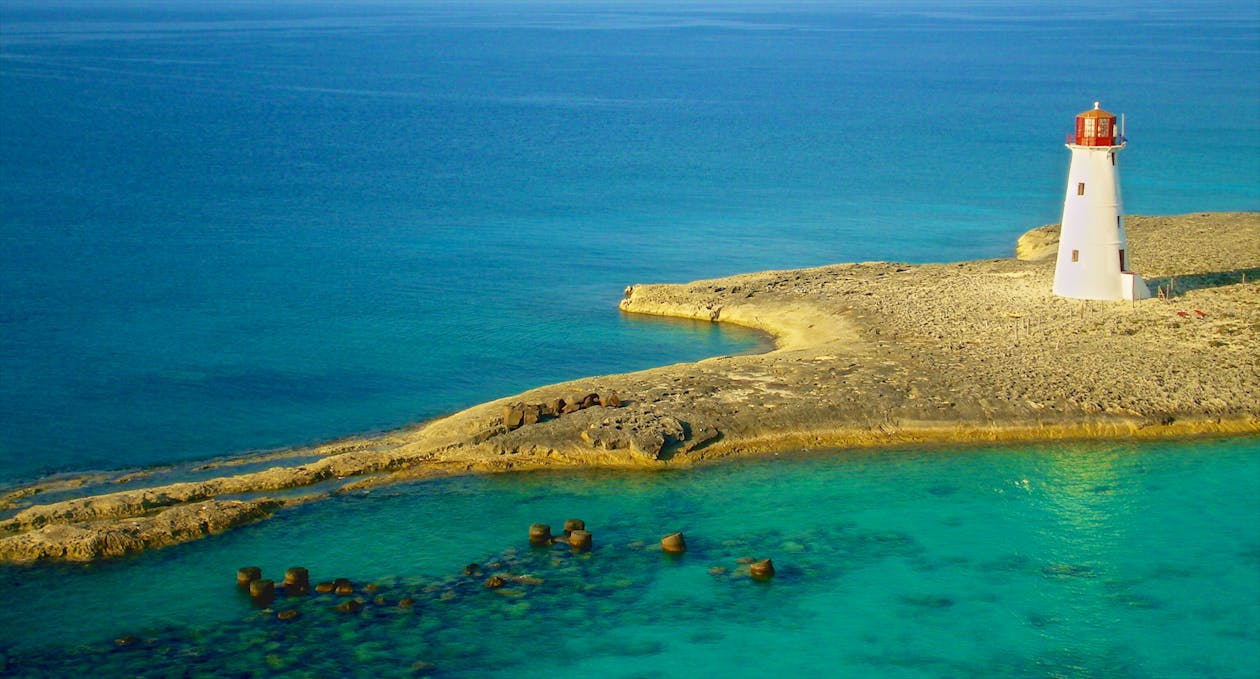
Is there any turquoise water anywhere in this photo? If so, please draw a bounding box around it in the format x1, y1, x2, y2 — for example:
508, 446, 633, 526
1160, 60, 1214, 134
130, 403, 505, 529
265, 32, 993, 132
2, 1, 1259, 675
2, 437, 1257, 676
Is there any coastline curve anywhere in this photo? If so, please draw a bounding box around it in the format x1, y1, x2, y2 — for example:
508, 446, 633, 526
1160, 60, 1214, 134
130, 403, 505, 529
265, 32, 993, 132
2, 212, 1257, 563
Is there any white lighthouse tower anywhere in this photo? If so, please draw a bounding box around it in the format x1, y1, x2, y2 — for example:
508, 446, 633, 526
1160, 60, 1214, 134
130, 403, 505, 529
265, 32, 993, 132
1052, 102, 1150, 301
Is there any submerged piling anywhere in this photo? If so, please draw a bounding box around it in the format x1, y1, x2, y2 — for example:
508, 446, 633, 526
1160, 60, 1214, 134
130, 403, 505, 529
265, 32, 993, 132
750, 559, 776, 581
529, 523, 553, 546
283, 567, 310, 596
249, 579, 275, 607
568, 529, 593, 552
236, 566, 261, 589
661, 532, 687, 554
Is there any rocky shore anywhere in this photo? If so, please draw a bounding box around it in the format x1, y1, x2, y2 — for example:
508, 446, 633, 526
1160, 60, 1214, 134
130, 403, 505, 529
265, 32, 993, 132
2, 212, 1257, 563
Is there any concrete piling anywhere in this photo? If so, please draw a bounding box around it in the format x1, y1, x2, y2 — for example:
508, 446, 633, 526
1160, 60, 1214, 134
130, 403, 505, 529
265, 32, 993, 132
568, 529, 593, 552
529, 523, 553, 546
563, 518, 585, 536
660, 532, 687, 554
249, 579, 275, 607
283, 567, 310, 596
236, 566, 261, 589
750, 559, 776, 581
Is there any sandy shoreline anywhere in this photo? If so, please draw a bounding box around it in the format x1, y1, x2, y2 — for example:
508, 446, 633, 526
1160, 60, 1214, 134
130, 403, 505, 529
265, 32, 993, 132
2, 212, 1257, 563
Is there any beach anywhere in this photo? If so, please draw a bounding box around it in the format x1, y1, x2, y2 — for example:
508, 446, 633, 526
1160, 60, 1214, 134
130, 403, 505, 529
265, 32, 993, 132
2, 211, 1256, 563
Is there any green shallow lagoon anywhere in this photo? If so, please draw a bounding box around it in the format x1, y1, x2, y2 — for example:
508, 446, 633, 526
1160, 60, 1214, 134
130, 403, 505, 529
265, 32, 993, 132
3, 437, 1257, 677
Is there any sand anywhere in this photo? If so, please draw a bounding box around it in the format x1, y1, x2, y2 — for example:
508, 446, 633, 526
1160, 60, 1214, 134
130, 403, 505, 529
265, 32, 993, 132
2, 212, 1256, 562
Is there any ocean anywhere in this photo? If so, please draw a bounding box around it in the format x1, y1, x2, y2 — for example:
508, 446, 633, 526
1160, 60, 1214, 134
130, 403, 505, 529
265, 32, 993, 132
1, 0, 1257, 675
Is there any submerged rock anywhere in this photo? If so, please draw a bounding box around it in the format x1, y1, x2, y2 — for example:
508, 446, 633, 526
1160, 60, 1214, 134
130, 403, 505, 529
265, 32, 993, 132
335, 599, 363, 614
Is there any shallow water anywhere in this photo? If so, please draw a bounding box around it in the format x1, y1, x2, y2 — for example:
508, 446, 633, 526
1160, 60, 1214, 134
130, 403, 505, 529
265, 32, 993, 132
3, 437, 1257, 677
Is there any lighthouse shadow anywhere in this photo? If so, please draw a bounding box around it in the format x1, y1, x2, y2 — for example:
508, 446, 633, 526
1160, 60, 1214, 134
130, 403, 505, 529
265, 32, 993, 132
1145, 266, 1260, 297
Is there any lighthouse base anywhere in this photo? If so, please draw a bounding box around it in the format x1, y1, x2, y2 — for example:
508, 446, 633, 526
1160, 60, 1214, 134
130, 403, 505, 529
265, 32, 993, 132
1121, 272, 1151, 301
1052, 272, 1151, 302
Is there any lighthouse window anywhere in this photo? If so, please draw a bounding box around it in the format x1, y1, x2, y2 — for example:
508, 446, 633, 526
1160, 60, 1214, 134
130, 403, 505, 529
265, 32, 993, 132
1077, 182, 1085, 195
1111, 153, 1116, 166
1071, 249, 1079, 263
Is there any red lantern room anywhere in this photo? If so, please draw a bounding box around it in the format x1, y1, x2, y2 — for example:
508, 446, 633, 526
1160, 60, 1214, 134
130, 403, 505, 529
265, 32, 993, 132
1070, 102, 1119, 146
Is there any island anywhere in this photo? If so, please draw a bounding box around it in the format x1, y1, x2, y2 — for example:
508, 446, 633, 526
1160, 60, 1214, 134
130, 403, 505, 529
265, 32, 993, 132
2, 212, 1256, 563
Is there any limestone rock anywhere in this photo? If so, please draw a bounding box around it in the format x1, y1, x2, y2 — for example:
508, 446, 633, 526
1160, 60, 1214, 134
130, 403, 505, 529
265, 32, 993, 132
542, 398, 563, 417
1015, 224, 1059, 261
503, 404, 525, 430
0, 499, 282, 563
522, 404, 541, 426
580, 413, 718, 460
561, 394, 584, 414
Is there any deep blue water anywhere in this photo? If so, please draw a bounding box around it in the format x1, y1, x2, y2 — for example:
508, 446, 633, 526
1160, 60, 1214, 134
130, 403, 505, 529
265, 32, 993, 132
1, 2, 1258, 676
2, 0, 1257, 482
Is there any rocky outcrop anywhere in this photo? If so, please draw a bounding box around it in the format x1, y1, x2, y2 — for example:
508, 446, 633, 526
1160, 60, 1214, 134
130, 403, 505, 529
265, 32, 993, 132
1015, 224, 1060, 261
580, 412, 719, 460
1, 212, 1257, 563
0, 499, 282, 562
500, 392, 621, 432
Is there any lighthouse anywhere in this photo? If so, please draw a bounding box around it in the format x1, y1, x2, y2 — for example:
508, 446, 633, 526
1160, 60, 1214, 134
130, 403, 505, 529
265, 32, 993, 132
1052, 102, 1150, 301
